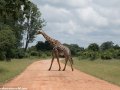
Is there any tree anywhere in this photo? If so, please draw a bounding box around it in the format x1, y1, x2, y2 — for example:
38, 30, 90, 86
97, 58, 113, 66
44, 41, 53, 50
35, 41, 52, 51
64, 44, 84, 56
24, 2, 45, 51
0, 26, 16, 60
88, 43, 99, 51
0, 0, 45, 59
100, 41, 114, 51
113, 44, 120, 50
0, 0, 30, 47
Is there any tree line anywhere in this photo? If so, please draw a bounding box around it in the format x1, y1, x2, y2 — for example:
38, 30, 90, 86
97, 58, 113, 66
79, 41, 120, 60
26, 41, 120, 60
0, 0, 44, 61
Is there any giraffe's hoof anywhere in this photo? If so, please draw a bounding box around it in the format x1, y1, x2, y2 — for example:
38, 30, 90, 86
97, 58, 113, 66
62, 69, 65, 71
48, 68, 51, 71
58, 69, 61, 71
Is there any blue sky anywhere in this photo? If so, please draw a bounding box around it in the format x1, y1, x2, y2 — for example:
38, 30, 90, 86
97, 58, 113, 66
30, 0, 120, 47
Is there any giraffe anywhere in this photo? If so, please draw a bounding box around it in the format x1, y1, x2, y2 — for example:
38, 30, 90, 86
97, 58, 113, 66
36, 30, 74, 71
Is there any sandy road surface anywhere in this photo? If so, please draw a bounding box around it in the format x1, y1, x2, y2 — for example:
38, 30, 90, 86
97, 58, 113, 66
3, 59, 120, 90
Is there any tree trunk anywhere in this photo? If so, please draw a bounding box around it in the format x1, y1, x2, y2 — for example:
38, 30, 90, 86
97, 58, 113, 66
24, 34, 29, 52
25, 41, 29, 52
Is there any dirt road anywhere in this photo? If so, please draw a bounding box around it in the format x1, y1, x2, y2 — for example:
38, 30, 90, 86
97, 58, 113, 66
3, 59, 120, 90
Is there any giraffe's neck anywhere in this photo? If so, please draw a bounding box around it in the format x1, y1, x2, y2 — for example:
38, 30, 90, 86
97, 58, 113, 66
41, 32, 56, 46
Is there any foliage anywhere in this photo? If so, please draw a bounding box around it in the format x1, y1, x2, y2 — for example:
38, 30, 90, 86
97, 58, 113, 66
101, 51, 112, 60
113, 50, 120, 59
0, 26, 16, 60
0, 0, 29, 47
26, 40, 120, 60
113, 44, 120, 50
30, 51, 38, 56
24, 2, 45, 51
13, 48, 25, 59
0, 0, 44, 59
88, 43, 99, 51
76, 41, 120, 60
36, 41, 52, 51
64, 43, 84, 56
100, 41, 114, 51
0, 52, 6, 60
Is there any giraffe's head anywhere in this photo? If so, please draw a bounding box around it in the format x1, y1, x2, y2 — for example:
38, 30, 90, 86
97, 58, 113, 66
36, 30, 43, 35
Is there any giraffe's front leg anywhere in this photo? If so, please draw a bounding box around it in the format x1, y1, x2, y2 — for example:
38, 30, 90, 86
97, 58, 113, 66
48, 50, 55, 71
57, 57, 61, 71
54, 49, 61, 71
48, 57, 54, 71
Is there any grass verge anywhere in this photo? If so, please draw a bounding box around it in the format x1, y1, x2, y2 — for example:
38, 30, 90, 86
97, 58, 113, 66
0, 57, 40, 85
68, 58, 120, 86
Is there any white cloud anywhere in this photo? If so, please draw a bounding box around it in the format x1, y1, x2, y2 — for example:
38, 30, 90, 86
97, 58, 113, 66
93, 0, 120, 7
39, 5, 72, 23
76, 7, 108, 27
33, 0, 92, 8
92, 3, 120, 20
31, 0, 120, 47
44, 21, 78, 35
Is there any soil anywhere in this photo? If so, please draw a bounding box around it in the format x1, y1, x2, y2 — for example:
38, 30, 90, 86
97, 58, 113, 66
3, 59, 120, 90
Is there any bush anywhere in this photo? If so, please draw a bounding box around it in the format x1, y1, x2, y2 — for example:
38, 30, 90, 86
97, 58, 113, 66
113, 50, 120, 59
101, 51, 112, 60
41, 53, 47, 58
89, 52, 98, 60
78, 51, 90, 60
45, 51, 51, 56
13, 49, 25, 59
0, 52, 6, 60
0, 26, 17, 60
30, 51, 38, 56
24, 53, 30, 58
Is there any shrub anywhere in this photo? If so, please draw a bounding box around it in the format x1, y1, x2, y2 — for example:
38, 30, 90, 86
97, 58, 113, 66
78, 51, 90, 60
0, 52, 6, 60
24, 53, 30, 58
0, 26, 17, 60
30, 51, 38, 56
13, 49, 25, 59
45, 51, 51, 56
41, 53, 47, 58
101, 51, 112, 60
89, 52, 98, 60
113, 50, 120, 59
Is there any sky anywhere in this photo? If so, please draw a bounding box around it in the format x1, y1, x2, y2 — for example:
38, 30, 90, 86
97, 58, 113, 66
30, 0, 120, 47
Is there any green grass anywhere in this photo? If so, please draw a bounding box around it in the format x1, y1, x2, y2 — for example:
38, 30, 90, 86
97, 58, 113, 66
72, 58, 120, 86
0, 57, 40, 85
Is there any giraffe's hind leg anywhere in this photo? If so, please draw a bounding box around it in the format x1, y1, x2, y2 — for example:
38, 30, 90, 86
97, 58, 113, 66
63, 57, 68, 71
69, 57, 74, 71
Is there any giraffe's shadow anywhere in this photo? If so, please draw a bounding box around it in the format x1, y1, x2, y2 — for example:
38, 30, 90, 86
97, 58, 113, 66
48, 70, 63, 71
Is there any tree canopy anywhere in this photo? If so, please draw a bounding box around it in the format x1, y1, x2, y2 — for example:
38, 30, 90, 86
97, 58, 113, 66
0, 0, 44, 60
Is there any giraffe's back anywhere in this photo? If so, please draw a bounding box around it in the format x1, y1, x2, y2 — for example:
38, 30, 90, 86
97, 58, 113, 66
54, 44, 71, 56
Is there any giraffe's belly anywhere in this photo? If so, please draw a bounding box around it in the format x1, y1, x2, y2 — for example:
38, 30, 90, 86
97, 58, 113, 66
58, 50, 65, 57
